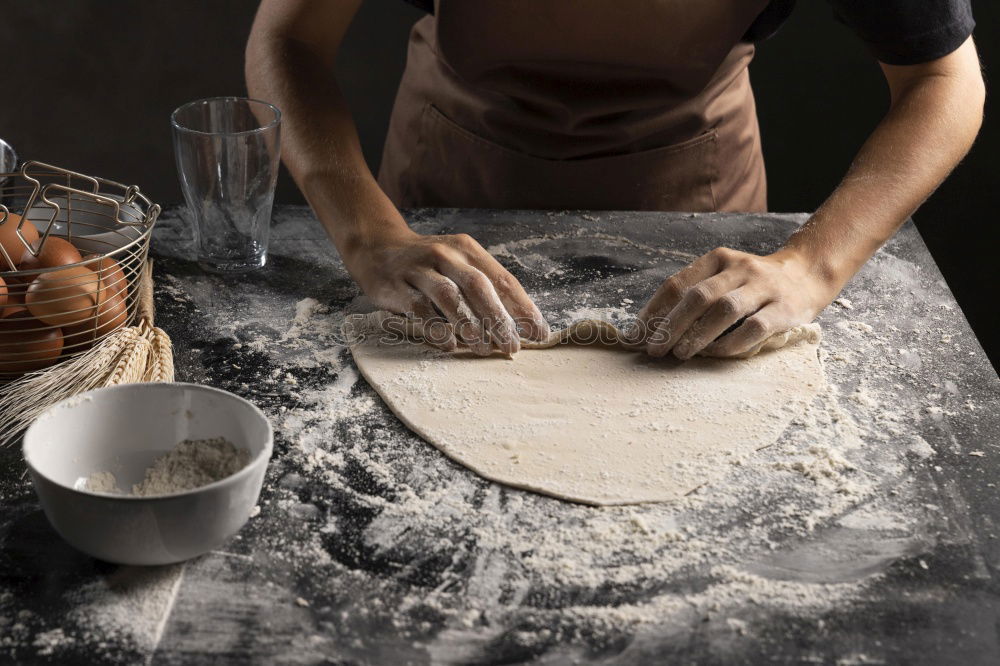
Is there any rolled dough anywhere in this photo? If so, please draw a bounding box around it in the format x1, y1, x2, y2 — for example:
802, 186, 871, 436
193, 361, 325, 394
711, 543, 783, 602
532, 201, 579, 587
347, 314, 825, 505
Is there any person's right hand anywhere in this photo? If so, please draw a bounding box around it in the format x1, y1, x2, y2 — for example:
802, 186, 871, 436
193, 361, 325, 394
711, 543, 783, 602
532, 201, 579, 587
342, 225, 550, 356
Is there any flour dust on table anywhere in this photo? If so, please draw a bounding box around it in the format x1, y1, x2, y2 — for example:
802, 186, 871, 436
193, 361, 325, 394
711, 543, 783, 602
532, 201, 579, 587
169, 212, 997, 663
347, 311, 825, 505
6, 210, 987, 664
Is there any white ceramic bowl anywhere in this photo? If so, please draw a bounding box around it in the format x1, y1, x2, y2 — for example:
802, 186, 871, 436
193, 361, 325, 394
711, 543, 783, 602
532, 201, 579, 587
23, 382, 272, 565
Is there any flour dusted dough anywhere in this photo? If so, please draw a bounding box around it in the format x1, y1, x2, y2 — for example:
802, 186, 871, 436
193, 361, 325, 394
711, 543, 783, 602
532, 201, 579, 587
519, 318, 822, 359
348, 314, 825, 505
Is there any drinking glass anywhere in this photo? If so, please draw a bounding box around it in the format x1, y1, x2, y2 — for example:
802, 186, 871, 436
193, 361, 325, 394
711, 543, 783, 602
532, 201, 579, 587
171, 97, 281, 273
0, 137, 16, 173
0, 138, 16, 209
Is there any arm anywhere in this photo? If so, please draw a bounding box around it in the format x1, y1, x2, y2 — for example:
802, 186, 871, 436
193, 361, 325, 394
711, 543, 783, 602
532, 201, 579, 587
631, 37, 985, 359
245, 0, 548, 355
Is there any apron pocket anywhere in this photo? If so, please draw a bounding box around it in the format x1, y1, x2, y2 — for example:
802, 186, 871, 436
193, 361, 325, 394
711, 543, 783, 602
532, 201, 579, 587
410, 104, 718, 211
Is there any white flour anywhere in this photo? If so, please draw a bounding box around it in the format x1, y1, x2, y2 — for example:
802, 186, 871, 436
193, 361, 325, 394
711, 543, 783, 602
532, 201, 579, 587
84, 437, 250, 496
4, 226, 984, 661
83, 471, 118, 494
243, 291, 950, 658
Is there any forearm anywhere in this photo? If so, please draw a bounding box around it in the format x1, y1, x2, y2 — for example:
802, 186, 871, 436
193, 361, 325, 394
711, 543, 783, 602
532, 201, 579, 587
245, 32, 410, 257
783, 38, 984, 289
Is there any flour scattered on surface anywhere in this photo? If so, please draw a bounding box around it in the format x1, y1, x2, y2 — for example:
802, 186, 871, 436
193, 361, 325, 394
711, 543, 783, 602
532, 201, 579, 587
234, 240, 964, 657
32, 628, 75, 656
283, 297, 331, 342
246, 313, 938, 655
4, 215, 982, 662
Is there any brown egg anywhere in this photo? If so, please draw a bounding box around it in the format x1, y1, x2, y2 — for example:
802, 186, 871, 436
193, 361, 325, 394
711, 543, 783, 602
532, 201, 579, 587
1, 275, 27, 319
0, 275, 6, 310
62, 289, 128, 351
18, 236, 83, 272
0, 287, 26, 319
25, 265, 100, 327
0, 213, 40, 271
83, 254, 129, 302
60, 326, 95, 353
0, 312, 64, 373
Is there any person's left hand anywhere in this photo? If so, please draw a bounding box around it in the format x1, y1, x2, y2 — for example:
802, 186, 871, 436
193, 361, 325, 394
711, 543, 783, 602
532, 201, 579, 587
626, 247, 839, 359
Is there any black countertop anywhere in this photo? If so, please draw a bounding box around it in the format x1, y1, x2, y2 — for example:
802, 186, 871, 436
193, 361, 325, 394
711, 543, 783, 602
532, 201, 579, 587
1, 206, 998, 665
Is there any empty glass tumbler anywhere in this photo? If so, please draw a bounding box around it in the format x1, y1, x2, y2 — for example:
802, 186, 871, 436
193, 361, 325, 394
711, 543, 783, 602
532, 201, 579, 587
0, 137, 16, 173
171, 97, 281, 273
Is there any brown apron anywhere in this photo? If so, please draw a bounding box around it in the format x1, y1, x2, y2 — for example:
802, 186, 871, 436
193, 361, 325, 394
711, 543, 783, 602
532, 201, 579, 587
378, 1, 769, 212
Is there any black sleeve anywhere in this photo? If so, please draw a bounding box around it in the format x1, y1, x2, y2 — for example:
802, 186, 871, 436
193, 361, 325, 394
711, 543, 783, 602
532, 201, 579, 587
402, 0, 433, 13
829, 0, 975, 65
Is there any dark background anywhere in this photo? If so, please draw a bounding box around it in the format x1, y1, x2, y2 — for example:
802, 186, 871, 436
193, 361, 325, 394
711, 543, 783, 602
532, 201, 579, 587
0, 1, 995, 367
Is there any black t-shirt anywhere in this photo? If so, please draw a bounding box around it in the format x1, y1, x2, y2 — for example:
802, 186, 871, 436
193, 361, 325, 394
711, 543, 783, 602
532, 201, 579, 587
402, 0, 976, 66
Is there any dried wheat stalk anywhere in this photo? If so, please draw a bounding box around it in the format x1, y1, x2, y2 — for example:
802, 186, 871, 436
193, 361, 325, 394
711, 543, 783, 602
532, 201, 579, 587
0, 260, 175, 446
144, 326, 174, 383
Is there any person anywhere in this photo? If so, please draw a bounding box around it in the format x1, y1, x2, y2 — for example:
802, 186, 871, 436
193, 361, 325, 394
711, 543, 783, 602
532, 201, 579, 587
245, 1, 983, 360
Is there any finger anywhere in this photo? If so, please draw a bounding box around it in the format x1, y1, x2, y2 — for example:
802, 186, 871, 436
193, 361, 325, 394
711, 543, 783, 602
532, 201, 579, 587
671, 287, 764, 360
408, 297, 457, 351
701, 304, 786, 358
438, 263, 520, 356
449, 233, 548, 343
406, 270, 491, 355
627, 250, 725, 344
646, 271, 743, 358
375, 286, 456, 350
471, 253, 550, 342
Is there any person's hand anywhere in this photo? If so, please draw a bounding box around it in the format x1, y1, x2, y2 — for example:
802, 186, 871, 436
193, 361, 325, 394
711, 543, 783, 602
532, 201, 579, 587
627, 247, 838, 359
342, 225, 549, 356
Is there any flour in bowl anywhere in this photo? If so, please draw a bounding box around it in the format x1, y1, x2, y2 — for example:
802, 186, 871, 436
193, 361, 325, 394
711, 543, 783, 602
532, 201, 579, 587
84, 437, 250, 496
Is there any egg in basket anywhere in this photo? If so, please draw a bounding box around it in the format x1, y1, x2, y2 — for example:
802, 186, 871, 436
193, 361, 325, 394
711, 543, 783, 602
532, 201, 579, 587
0, 162, 173, 445
0, 162, 162, 377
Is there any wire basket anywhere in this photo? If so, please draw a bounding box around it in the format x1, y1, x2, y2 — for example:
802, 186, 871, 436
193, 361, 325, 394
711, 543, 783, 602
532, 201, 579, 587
0, 161, 161, 379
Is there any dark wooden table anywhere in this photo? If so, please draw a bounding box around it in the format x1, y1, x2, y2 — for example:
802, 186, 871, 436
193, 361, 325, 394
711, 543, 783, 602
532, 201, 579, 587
1, 206, 997, 665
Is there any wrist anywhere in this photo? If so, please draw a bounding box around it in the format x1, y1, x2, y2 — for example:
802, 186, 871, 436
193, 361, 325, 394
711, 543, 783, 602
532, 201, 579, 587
335, 215, 413, 258
778, 215, 865, 289
299, 169, 413, 257
771, 245, 847, 294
